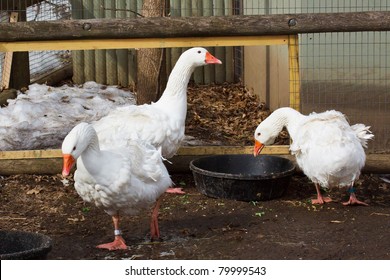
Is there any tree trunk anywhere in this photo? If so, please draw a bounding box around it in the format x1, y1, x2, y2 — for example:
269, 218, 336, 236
136, 0, 167, 105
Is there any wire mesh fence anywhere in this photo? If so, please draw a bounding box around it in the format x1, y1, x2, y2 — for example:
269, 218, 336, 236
299, 31, 390, 152
0, 0, 71, 83
241, 0, 390, 153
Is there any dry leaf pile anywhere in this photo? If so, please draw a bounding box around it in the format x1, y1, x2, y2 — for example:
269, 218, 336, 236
185, 83, 289, 146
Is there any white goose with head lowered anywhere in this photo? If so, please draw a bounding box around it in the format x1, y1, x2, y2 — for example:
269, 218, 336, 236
92, 47, 221, 193
253, 107, 374, 206
62, 122, 172, 250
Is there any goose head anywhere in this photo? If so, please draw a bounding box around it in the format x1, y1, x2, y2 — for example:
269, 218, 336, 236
61, 122, 98, 177
253, 107, 301, 156
179, 47, 222, 67
253, 121, 280, 156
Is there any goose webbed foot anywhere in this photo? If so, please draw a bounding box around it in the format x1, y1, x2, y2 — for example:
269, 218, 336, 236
96, 235, 127, 250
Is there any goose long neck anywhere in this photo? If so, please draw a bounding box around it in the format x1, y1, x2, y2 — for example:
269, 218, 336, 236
271, 107, 304, 139
155, 59, 195, 110
80, 131, 102, 174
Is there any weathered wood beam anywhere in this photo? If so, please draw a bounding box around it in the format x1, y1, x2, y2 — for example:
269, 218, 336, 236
1, 12, 390, 42
0, 146, 288, 175
0, 36, 289, 52
0, 147, 388, 175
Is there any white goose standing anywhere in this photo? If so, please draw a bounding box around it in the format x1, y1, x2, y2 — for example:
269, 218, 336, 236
93, 47, 222, 168
253, 107, 374, 206
62, 122, 172, 250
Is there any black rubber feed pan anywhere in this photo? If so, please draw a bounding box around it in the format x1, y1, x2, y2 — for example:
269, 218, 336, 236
0, 230, 52, 260
190, 154, 295, 201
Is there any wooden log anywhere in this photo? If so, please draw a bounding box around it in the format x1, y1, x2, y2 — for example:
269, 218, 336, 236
1, 12, 390, 42
0, 147, 388, 175
33, 64, 73, 86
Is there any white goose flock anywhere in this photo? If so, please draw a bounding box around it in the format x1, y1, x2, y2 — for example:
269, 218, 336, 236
4, 46, 376, 251
254, 107, 374, 206
61, 47, 222, 250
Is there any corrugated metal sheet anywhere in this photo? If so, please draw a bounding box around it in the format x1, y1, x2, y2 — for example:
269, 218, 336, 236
70, 0, 235, 86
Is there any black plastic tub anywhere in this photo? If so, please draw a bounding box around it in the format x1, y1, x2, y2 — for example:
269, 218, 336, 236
190, 154, 295, 201
0, 230, 52, 260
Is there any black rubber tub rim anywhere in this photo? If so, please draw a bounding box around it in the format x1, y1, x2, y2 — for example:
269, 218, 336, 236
189, 155, 296, 180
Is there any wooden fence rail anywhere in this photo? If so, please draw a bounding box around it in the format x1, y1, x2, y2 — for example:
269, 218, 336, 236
0, 147, 389, 175
1, 12, 390, 42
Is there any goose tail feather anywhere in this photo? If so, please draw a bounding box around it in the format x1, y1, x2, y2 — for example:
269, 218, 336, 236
351, 124, 374, 148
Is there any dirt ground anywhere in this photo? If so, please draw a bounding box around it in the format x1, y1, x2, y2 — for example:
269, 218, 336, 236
1, 172, 389, 260
1, 83, 389, 260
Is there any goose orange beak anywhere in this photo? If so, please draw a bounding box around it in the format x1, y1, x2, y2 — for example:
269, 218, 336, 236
62, 154, 75, 177
205, 52, 222, 64
253, 140, 265, 157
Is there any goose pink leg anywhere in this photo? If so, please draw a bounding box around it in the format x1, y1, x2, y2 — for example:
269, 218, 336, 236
165, 187, 185, 194
311, 183, 333, 204
96, 214, 127, 250
150, 197, 162, 240
342, 185, 368, 206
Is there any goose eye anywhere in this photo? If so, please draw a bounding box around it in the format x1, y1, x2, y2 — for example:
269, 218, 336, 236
197, 50, 201, 54
73, 146, 76, 151
257, 132, 261, 136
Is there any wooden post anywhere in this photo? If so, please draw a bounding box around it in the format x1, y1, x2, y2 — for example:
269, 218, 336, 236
0, 13, 18, 91
288, 35, 300, 111
8, 8, 29, 90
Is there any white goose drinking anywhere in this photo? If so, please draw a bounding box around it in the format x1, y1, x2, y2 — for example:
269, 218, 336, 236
62, 122, 172, 250
253, 107, 374, 206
